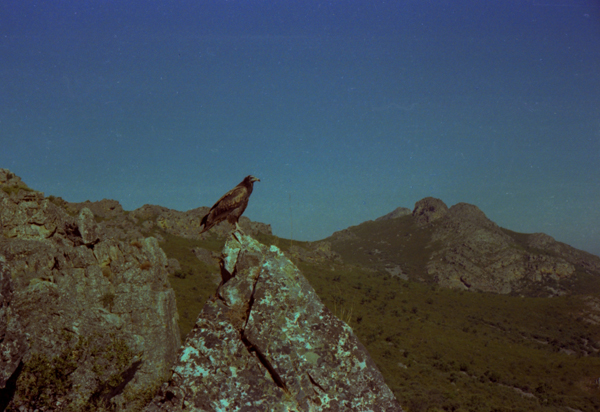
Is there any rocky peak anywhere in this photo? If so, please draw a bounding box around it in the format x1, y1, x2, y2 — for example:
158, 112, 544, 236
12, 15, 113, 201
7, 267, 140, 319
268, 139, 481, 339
325, 196, 600, 296
412, 197, 448, 226
147, 232, 403, 411
446, 202, 499, 229
423, 200, 594, 295
0, 169, 36, 197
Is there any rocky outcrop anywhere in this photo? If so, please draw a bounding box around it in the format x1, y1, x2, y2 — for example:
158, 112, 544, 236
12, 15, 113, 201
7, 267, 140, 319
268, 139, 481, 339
64, 198, 125, 220
424, 200, 587, 295
0, 260, 27, 393
412, 197, 448, 226
147, 232, 403, 411
0, 169, 181, 410
56, 199, 272, 245
527, 232, 600, 274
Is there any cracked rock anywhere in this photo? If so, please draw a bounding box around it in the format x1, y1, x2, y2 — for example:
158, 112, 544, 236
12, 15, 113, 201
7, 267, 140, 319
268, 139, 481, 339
146, 232, 403, 411
0, 169, 181, 410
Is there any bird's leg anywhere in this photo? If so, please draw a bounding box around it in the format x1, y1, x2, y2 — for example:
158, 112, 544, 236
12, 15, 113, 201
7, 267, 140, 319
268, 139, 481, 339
232, 222, 245, 242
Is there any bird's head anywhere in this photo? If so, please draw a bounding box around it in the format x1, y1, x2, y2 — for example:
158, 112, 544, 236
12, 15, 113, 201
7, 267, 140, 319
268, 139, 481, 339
245, 175, 260, 184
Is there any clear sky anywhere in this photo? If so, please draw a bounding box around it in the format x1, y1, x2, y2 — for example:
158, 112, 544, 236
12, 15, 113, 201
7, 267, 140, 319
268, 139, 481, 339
1, 1, 599, 256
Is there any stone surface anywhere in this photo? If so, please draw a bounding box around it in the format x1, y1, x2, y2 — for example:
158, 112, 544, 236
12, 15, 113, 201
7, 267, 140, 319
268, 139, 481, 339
0, 169, 181, 411
147, 232, 403, 412
0, 260, 27, 391
426, 202, 581, 295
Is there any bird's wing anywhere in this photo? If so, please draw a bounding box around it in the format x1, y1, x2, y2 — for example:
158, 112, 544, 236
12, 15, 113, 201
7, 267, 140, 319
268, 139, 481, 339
208, 185, 247, 214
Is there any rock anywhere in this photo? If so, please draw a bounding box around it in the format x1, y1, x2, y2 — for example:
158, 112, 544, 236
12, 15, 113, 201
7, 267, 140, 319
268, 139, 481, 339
527, 233, 556, 249
527, 233, 600, 274
64, 198, 125, 220
376, 207, 412, 221
425, 202, 577, 295
412, 197, 448, 226
166, 258, 182, 276
0, 170, 181, 411
1, 171, 63, 241
147, 232, 403, 411
329, 228, 359, 242
78, 207, 100, 246
192, 247, 219, 267
0, 260, 28, 391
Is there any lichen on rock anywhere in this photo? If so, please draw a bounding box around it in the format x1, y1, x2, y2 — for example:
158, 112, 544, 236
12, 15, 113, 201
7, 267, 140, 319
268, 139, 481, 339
0, 169, 181, 411
147, 231, 403, 411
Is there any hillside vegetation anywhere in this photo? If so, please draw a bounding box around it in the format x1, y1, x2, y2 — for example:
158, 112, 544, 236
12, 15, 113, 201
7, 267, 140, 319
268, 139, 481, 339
155, 222, 600, 412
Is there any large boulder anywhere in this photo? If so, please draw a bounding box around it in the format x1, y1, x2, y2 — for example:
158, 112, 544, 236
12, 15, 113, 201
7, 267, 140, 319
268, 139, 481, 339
147, 232, 403, 411
0, 169, 181, 411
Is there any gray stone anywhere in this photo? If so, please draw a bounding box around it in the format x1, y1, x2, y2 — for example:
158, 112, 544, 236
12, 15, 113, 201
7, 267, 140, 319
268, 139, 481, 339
78, 207, 100, 246
0, 170, 181, 411
192, 247, 219, 267
426, 202, 579, 295
0, 260, 28, 389
147, 232, 403, 412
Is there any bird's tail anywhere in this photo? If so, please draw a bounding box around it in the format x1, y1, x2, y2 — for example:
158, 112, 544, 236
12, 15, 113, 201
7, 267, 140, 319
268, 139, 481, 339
200, 215, 209, 233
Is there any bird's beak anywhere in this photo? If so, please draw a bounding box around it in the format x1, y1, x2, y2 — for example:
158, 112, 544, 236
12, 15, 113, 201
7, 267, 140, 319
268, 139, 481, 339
253, 177, 260, 182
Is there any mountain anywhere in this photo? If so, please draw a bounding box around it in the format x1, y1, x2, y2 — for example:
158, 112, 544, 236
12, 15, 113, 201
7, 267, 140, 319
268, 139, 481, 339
324, 196, 600, 297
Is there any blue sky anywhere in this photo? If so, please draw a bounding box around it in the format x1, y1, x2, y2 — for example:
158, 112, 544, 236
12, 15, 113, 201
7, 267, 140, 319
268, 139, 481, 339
1, 1, 599, 256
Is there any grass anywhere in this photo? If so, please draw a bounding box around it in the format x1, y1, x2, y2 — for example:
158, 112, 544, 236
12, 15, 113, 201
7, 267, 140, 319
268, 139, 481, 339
157, 231, 225, 340
298, 261, 600, 411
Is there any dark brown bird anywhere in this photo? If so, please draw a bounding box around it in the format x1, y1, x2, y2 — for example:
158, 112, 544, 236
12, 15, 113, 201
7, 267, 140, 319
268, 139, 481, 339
200, 175, 260, 234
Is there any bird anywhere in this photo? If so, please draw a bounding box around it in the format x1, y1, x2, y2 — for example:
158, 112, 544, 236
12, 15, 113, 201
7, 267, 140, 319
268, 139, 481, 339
200, 175, 260, 234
